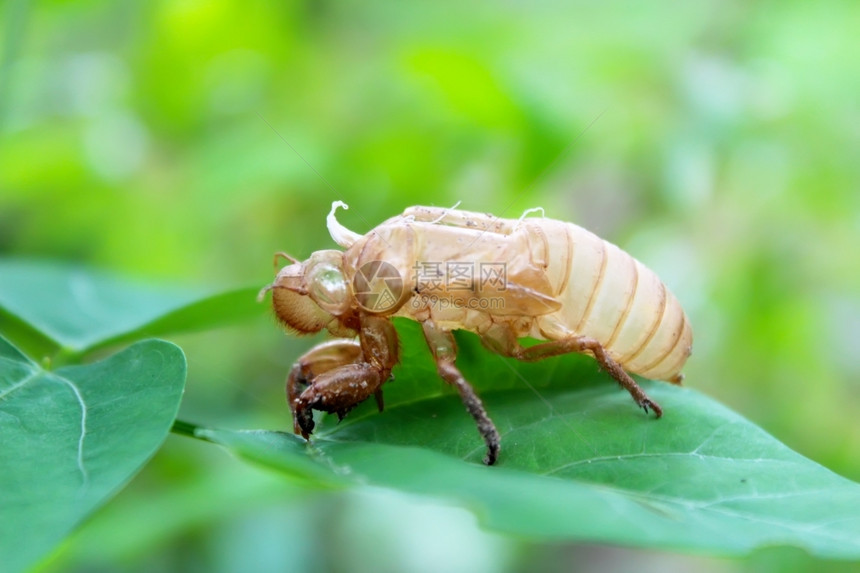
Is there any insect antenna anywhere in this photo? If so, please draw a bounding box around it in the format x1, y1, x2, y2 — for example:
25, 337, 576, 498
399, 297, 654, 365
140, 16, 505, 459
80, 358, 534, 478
273, 251, 301, 270
256, 283, 276, 302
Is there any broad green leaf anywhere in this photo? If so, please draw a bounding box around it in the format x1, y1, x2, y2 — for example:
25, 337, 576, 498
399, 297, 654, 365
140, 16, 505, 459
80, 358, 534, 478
0, 336, 187, 573
0, 259, 263, 357
199, 320, 860, 559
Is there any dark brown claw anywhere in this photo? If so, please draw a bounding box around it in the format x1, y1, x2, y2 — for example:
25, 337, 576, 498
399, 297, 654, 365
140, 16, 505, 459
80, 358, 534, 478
641, 398, 663, 419
295, 404, 315, 439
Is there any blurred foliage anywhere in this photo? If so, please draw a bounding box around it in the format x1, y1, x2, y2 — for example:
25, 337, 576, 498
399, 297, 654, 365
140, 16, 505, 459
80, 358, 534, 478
1, 0, 859, 571
0, 336, 186, 573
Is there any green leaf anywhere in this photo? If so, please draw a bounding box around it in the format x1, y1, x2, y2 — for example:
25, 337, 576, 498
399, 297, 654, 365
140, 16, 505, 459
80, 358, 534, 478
0, 259, 263, 357
0, 336, 187, 573
199, 320, 860, 559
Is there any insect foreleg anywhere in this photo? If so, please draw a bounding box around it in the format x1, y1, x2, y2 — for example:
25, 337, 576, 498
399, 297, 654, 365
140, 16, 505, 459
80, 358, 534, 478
422, 321, 501, 465
288, 317, 399, 439
292, 363, 388, 438
481, 326, 663, 418
287, 340, 365, 434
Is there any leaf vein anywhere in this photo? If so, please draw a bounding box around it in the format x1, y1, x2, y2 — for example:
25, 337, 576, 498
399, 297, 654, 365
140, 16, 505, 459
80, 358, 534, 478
0, 368, 40, 400
544, 452, 787, 475
54, 376, 89, 486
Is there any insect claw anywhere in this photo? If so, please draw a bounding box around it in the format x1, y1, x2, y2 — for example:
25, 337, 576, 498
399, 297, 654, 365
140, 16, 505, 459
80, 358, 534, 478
483, 442, 500, 466
643, 399, 663, 419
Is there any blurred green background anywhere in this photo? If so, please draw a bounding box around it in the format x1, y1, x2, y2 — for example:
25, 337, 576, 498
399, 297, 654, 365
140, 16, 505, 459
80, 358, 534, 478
2, 0, 859, 571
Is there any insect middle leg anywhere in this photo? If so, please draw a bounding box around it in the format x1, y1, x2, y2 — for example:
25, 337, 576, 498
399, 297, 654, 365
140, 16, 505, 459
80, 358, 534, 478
482, 325, 663, 418
422, 320, 501, 465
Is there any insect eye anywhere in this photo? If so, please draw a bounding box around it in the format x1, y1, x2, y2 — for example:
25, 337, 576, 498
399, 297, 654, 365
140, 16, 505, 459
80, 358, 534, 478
308, 263, 349, 314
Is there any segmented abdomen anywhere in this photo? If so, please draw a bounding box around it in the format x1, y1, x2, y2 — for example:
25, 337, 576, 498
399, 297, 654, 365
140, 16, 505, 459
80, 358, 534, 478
539, 221, 692, 382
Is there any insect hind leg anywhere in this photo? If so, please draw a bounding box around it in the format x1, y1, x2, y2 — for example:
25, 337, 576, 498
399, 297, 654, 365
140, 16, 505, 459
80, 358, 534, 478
482, 326, 662, 418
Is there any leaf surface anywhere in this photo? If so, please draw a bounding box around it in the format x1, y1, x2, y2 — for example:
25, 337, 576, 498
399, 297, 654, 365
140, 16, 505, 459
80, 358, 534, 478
201, 320, 860, 558
0, 337, 186, 573
0, 259, 262, 356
